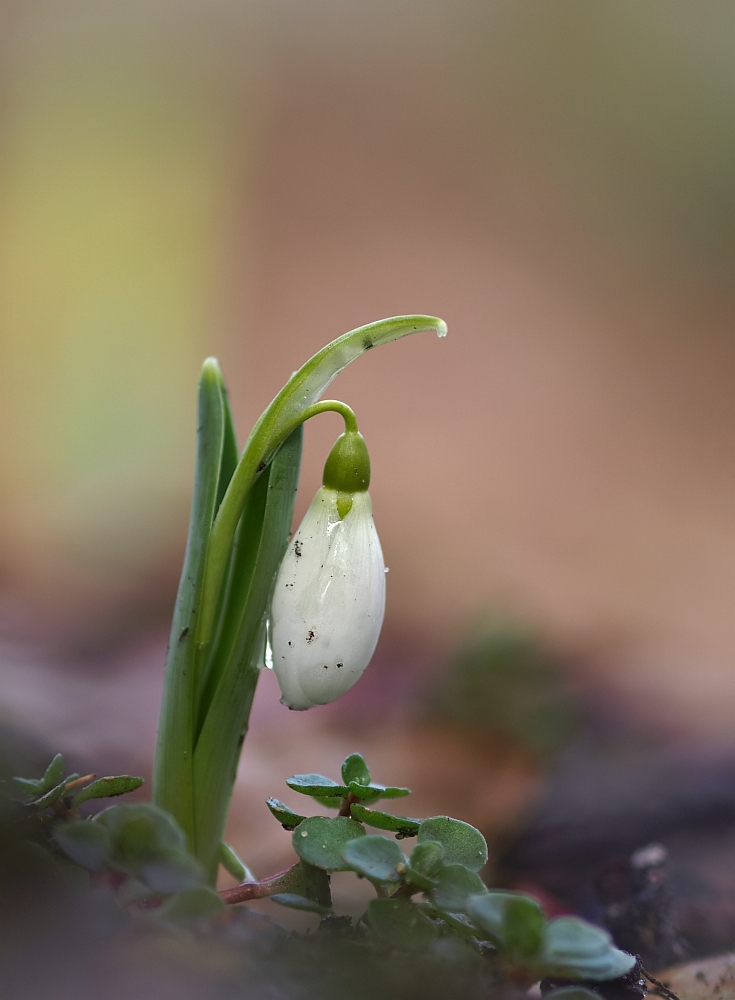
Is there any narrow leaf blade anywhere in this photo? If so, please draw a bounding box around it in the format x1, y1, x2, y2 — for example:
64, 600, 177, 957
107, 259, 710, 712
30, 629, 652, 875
349, 803, 420, 838
72, 775, 143, 809
152, 359, 227, 848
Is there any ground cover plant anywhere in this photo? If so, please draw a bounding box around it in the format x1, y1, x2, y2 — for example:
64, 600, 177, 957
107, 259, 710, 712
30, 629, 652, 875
0, 317, 655, 999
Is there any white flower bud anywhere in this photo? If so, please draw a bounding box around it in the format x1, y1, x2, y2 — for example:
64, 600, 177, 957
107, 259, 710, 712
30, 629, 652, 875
271, 486, 385, 710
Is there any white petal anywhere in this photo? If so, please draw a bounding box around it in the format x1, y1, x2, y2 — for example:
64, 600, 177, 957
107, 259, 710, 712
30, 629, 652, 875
271, 487, 385, 710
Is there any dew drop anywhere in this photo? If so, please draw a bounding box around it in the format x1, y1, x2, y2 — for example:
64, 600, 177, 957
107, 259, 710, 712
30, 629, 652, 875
263, 619, 274, 670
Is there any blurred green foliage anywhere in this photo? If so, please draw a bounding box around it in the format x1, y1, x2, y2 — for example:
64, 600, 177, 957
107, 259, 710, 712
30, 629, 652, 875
429, 625, 583, 761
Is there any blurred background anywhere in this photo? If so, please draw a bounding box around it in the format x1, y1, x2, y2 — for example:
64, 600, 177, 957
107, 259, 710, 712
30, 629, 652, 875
1, 0, 735, 955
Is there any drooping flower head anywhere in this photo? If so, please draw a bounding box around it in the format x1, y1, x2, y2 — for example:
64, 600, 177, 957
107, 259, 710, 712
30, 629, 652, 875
271, 427, 385, 710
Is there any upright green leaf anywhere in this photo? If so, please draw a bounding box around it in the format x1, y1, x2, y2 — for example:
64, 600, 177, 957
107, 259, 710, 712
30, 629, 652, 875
195, 463, 273, 731
215, 385, 238, 516
192, 427, 303, 880
41, 754, 65, 792
152, 359, 228, 847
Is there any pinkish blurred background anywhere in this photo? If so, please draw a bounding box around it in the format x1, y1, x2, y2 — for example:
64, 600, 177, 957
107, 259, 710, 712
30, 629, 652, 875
1, 1, 735, 918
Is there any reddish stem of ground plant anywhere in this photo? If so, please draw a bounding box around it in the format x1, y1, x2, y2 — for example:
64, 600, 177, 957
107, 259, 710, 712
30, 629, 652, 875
218, 867, 299, 905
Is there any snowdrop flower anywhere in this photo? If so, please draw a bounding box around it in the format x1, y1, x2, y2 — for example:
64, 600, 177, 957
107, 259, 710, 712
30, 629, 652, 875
271, 428, 385, 710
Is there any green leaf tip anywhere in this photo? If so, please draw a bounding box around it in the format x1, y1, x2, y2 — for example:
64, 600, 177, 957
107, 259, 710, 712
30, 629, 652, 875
266, 797, 307, 831
341, 753, 371, 786
218, 841, 254, 883
200, 356, 223, 379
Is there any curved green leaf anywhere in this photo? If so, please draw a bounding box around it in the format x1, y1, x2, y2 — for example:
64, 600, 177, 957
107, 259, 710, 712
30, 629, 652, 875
199, 316, 448, 649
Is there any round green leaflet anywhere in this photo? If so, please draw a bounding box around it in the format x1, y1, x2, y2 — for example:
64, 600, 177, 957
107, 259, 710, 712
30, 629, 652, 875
292, 816, 366, 871
341, 835, 406, 883
541, 917, 636, 980
417, 817, 488, 872
285, 774, 349, 797
428, 863, 487, 913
